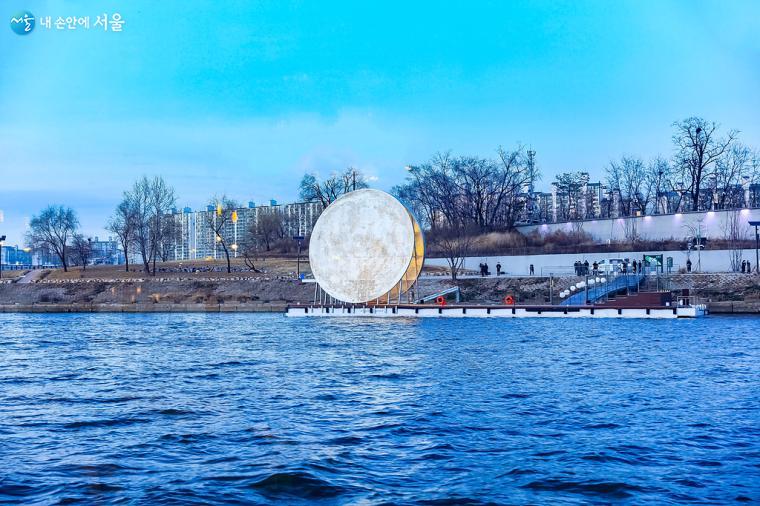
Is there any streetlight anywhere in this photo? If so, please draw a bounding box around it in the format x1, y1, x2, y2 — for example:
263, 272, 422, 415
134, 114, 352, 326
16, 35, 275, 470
750, 221, 760, 274
293, 235, 305, 279
0, 235, 5, 279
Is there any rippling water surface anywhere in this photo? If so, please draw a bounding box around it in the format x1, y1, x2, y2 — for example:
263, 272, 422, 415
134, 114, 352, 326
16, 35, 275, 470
1, 313, 758, 505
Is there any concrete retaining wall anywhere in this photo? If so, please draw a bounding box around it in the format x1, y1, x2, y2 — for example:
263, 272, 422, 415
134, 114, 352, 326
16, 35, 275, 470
517, 208, 760, 243
707, 301, 760, 314
426, 248, 759, 275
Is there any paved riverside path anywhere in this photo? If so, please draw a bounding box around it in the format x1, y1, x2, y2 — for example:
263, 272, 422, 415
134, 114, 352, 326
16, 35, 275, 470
16, 270, 49, 284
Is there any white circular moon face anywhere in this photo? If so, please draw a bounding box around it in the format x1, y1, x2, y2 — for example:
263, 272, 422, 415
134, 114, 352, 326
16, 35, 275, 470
309, 189, 415, 303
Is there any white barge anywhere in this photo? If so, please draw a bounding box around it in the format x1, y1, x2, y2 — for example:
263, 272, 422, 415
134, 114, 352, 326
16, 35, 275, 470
286, 303, 708, 319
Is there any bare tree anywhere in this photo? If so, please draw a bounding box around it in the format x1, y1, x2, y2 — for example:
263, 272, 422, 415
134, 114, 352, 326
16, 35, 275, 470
646, 156, 671, 214
683, 218, 706, 272
622, 217, 640, 245
722, 209, 748, 272
299, 167, 369, 209
107, 197, 138, 272
148, 177, 176, 275
672, 117, 737, 211
607, 156, 649, 215
714, 143, 752, 209
553, 172, 588, 221
26, 205, 79, 272
71, 234, 93, 270
130, 178, 154, 274
454, 156, 494, 229
158, 216, 178, 263
431, 224, 477, 281
395, 153, 459, 230
239, 225, 263, 273
255, 211, 284, 251
495, 145, 539, 227
205, 196, 240, 273
129, 176, 176, 276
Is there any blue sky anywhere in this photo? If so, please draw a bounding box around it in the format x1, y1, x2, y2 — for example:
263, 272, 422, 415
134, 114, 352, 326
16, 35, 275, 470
1, 0, 758, 244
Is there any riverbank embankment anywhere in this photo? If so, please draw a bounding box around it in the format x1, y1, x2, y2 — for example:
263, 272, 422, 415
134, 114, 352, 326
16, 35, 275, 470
0, 273, 757, 313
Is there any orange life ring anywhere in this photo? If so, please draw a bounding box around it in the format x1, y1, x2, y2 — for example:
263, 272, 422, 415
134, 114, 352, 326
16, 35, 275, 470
504, 295, 515, 305
436, 296, 447, 306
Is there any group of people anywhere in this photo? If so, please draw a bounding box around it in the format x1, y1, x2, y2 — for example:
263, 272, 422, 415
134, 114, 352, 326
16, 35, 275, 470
479, 262, 505, 276
684, 259, 753, 273
479, 262, 509, 276
574, 259, 644, 276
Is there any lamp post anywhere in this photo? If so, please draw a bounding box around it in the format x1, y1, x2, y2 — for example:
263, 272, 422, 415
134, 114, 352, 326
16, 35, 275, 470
750, 221, 760, 274
231, 210, 238, 258
0, 235, 5, 279
293, 235, 304, 279
585, 273, 590, 305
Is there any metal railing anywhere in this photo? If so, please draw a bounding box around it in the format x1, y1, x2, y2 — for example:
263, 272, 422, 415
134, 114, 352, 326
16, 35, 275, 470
416, 286, 461, 304
560, 272, 645, 306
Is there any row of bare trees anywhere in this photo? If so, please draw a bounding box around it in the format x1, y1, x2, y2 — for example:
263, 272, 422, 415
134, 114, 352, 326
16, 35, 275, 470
552, 118, 758, 220
390, 146, 538, 279
24, 205, 99, 272
106, 183, 301, 275
299, 167, 369, 209
392, 146, 538, 233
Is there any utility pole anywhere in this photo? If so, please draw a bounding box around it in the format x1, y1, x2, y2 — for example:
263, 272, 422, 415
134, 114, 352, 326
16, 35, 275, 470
0, 235, 5, 279
527, 149, 536, 218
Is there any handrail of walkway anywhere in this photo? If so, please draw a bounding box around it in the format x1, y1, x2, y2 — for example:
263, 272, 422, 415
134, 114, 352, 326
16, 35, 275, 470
560, 272, 645, 306
417, 286, 461, 304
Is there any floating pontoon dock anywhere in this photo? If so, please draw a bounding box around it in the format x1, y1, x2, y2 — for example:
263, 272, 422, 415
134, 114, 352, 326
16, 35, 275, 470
286, 303, 707, 319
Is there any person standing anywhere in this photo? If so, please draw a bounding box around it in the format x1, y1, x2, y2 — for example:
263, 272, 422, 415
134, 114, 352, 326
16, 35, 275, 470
529, 264, 534, 276
496, 262, 502, 276
686, 259, 692, 273
741, 260, 746, 273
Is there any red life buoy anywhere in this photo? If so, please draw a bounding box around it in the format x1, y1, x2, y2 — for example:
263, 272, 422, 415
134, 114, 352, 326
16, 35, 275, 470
504, 295, 515, 305
436, 296, 446, 306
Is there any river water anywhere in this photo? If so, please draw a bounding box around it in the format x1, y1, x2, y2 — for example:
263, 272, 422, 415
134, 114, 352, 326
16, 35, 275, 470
0, 313, 758, 504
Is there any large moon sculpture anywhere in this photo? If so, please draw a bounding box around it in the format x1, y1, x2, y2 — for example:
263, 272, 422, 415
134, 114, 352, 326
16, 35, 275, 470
308, 189, 425, 304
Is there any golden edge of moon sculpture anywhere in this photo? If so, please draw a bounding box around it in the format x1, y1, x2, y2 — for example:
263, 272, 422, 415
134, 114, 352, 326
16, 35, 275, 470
308, 189, 425, 304
381, 211, 425, 302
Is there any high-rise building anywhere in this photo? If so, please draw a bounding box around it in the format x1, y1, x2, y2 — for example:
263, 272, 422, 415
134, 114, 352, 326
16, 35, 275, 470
90, 236, 124, 265
1, 244, 33, 266
167, 200, 322, 261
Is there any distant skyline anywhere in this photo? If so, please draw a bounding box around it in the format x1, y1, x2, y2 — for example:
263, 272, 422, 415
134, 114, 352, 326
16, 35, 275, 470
1, 0, 759, 244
